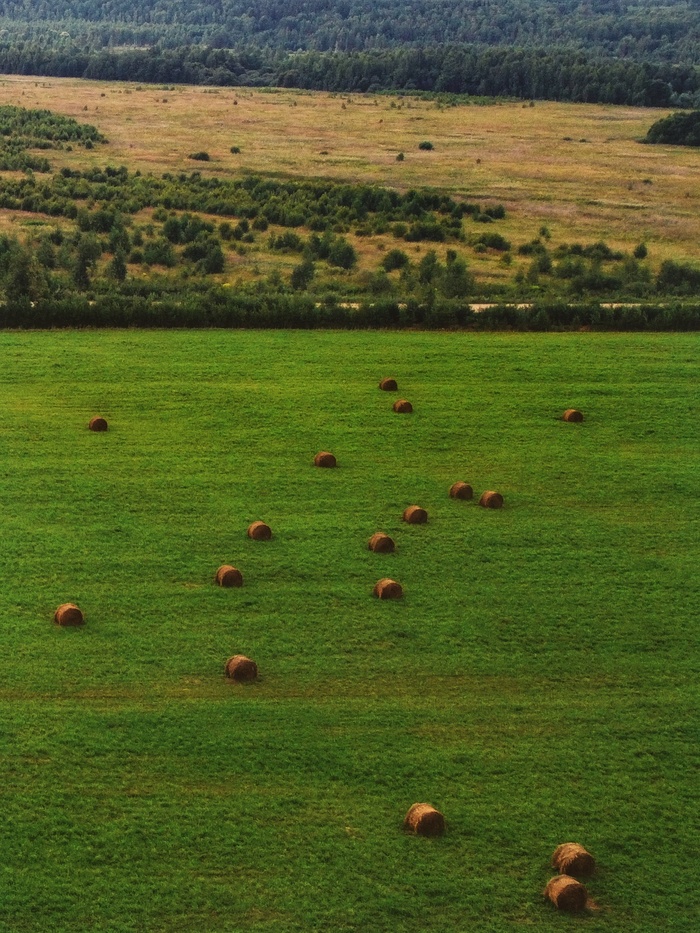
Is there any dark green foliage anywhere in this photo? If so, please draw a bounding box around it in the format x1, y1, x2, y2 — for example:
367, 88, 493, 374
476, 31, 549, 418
418, 140, 434, 150
656, 259, 700, 294
634, 243, 648, 260
143, 237, 176, 267
189, 151, 211, 161
474, 232, 511, 252
328, 238, 357, 270
269, 231, 304, 252
381, 248, 410, 272
644, 111, 700, 146
290, 257, 315, 290
230, 145, 241, 153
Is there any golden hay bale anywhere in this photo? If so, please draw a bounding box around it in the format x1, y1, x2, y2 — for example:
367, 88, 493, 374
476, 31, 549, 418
479, 491, 504, 509
403, 803, 445, 837
552, 843, 596, 877
215, 565, 243, 588
373, 578, 403, 599
225, 655, 258, 682
403, 505, 428, 524
54, 603, 84, 626
88, 416, 108, 432
314, 451, 337, 468
544, 875, 588, 912
449, 481, 474, 500
563, 408, 584, 422
393, 399, 413, 413
368, 532, 395, 554
247, 521, 272, 541
379, 377, 398, 391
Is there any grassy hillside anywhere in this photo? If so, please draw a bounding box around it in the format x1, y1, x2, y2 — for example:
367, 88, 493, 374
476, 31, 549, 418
0, 330, 697, 931
0, 77, 699, 310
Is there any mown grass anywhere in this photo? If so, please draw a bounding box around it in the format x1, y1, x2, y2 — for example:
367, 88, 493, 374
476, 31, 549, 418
0, 330, 697, 932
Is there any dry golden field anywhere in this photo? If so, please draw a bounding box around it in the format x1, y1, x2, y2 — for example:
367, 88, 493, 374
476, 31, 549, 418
1, 74, 698, 282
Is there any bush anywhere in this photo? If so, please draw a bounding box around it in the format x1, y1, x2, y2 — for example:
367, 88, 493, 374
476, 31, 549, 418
418, 141, 434, 150
644, 111, 700, 147
381, 248, 410, 272
475, 232, 511, 251
189, 151, 210, 161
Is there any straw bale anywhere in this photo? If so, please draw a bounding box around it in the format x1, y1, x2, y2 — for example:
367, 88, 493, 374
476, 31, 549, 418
225, 655, 258, 682
544, 875, 588, 912
247, 521, 272, 540
479, 491, 504, 509
314, 451, 337, 468
552, 843, 595, 877
379, 378, 398, 391
393, 399, 413, 413
449, 482, 473, 500
88, 416, 108, 432
403, 803, 445, 836
215, 565, 243, 588
368, 532, 395, 553
403, 505, 427, 524
54, 603, 84, 626
563, 409, 584, 422
373, 578, 403, 599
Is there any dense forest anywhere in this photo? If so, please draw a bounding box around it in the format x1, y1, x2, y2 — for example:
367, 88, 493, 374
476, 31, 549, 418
0, 1, 700, 104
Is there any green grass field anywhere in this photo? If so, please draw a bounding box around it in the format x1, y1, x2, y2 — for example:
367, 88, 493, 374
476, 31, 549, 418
0, 330, 697, 932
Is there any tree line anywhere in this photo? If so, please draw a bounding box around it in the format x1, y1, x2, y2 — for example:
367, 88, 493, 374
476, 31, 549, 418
0, 41, 697, 107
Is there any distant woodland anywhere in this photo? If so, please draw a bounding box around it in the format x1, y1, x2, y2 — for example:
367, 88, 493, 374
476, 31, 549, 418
1, 0, 700, 104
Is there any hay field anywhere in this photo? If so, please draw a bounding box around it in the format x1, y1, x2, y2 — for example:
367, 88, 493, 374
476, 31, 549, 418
0, 329, 697, 931
1, 75, 699, 270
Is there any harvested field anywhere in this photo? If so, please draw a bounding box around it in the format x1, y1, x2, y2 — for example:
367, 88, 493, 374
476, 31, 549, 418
0, 330, 696, 932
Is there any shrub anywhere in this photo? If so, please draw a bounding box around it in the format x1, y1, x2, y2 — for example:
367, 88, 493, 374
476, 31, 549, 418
475, 232, 511, 251
418, 141, 434, 150
189, 151, 210, 161
381, 248, 410, 272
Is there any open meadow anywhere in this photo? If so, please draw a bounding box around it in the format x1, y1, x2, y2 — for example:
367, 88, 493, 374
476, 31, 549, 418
0, 329, 697, 931
0, 75, 698, 296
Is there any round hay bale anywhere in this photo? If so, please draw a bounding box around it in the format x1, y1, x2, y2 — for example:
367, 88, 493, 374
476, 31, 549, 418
544, 875, 588, 912
247, 521, 272, 541
479, 491, 504, 509
225, 655, 258, 682
314, 451, 337, 468
373, 578, 403, 599
552, 843, 596, 877
54, 603, 84, 626
403, 803, 445, 837
449, 481, 473, 500
368, 532, 395, 554
215, 565, 243, 588
403, 505, 428, 524
563, 408, 584, 422
393, 399, 413, 414
379, 377, 398, 391
88, 416, 108, 432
